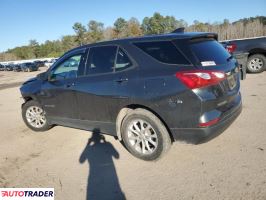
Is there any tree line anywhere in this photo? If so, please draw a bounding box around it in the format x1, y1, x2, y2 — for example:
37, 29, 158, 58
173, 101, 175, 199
0, 13, 265, 62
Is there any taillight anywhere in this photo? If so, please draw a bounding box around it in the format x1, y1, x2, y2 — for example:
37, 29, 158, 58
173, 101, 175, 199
226, 43, 236, 53
175, 70, 226, 89
199, 118, 220, 127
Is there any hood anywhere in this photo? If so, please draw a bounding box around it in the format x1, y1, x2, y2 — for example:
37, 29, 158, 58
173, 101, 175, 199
22, 77, 38, 85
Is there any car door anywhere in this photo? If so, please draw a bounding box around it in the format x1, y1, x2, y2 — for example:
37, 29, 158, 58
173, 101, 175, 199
112, 47, 140, 106
39, 49, 85, 121
75, 45, 123, 134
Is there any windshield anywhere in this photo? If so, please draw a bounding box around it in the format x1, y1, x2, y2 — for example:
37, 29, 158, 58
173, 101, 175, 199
190, 39, 231, 66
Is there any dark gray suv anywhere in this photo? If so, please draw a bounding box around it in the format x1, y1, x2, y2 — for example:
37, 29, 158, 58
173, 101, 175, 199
20, 31, 242, 160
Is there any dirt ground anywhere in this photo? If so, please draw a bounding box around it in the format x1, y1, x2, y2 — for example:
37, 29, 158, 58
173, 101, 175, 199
0, 69, 265, 200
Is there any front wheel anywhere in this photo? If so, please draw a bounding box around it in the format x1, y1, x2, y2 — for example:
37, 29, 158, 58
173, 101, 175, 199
121, 109, 171, 161
22, 100, 52, 132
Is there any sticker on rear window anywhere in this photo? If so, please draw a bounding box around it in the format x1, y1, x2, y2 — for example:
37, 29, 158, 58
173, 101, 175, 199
201, 61, 216, 66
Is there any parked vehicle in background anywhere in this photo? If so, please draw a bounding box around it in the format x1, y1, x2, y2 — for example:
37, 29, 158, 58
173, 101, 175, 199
13, 64, 22, 72
20, 31, 242, 160
221, 36, 266, 74
34, 61, 46, 68
5, 64, 14, 71
44, 59, 57, 68
0, 64, 5, 71
221, 42, 247, 80
21, 62, 39, 72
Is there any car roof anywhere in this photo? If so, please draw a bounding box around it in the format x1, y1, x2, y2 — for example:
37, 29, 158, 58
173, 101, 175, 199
68, 32, 218, 53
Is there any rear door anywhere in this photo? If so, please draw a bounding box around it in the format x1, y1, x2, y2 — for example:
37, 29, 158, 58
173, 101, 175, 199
75, 45, 120, 134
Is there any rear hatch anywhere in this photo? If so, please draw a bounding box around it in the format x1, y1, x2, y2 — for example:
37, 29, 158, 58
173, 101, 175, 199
189, 38, 240, 92
188, 37, 240, 93
175, 36, 241, 126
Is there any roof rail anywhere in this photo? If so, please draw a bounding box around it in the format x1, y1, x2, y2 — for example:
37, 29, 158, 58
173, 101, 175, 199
171, 27, 185, 33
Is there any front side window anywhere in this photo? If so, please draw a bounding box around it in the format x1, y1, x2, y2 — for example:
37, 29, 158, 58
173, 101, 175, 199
86, 46, 117, 75
134, 41, 190, 65
51, 54, 82, 80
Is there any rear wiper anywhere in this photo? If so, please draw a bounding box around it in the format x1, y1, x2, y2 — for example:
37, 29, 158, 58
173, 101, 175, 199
227, 55, 233, 62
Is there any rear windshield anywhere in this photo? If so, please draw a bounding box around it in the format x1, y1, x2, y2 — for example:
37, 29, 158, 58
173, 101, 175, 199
190, 39, 231, 65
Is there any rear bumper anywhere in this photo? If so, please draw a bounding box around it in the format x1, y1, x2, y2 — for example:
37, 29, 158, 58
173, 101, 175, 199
170, 99, 242, 144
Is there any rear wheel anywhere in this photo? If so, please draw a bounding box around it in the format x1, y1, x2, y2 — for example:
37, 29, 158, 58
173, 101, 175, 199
121, 109, 171, 161
22, 100, 52, 132
247, 54, 266, 73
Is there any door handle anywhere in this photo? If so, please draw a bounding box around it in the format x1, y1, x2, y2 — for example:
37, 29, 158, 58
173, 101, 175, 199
115, 78, 128, 83
65, 82, 75, 88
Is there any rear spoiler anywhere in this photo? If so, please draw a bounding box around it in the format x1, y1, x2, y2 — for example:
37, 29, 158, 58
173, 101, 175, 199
171, 27, 185, 33
190, 33, 218, 41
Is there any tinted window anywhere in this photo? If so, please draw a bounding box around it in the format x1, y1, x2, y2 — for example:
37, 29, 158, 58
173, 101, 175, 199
190, 39, 231, 65
115, 48, 132, 71
51, 54, 82, 80
86, 46, 117, 75
134, 41, 190, 65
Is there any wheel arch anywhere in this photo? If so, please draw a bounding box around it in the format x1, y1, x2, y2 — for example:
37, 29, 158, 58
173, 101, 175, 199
115, 104, 174, 141
21, 95, 38, 107
248, 48, 266, 57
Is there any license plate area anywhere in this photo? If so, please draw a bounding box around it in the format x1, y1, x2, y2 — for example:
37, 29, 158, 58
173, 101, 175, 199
227, 74, 236, 90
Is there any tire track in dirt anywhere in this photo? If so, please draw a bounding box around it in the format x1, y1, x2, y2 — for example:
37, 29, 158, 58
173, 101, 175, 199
0, 82, 23, 91
0, 152, 42, 187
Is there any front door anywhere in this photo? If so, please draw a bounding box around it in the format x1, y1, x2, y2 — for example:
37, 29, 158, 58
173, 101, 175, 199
39, 52, 85, 120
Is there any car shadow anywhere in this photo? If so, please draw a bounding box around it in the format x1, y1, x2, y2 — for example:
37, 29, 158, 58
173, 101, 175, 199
79, 129, 126, 200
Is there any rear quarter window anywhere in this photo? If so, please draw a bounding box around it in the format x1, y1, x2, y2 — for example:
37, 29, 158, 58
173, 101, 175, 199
190, 39, 231, 65
134, 41, 190, 65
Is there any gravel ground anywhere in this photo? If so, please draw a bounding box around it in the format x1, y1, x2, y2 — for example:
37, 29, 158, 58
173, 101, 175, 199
0, 70, 265, 200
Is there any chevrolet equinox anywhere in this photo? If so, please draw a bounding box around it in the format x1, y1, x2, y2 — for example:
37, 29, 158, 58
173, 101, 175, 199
20, 31, 242, 160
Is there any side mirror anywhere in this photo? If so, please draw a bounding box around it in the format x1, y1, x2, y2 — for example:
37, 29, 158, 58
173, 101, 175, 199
37, 72, 48, 81
47, 73, 56, 82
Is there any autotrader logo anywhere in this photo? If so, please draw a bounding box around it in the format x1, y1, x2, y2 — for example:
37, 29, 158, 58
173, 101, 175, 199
0, 188, 54, 200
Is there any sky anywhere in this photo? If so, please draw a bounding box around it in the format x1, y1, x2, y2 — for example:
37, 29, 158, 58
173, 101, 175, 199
0, 0, 265, 52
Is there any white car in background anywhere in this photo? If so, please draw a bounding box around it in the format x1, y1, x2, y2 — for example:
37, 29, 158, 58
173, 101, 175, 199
44, 59, 58, 68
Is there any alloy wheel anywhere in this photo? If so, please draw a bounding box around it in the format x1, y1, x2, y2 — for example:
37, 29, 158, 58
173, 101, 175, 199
25, 106, 46, 128
249, 58, 263, 71
127, 119, 158, 155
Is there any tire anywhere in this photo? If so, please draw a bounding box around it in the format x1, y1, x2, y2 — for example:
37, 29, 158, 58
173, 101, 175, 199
22, 100, 52, 132
121, 108, 171, 161
247, 54, 266, 73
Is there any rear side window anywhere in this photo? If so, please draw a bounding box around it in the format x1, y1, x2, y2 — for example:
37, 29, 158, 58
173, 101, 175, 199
134, 41, 190, 65
86, 46, 117, 74
190, 39, 231, 65
115, 48, 132, 71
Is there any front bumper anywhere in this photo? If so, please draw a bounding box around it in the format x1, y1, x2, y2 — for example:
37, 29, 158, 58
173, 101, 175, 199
170, 100, 242, 144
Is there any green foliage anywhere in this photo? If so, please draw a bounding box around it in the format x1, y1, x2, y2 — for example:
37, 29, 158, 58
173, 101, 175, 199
87, 20, 104, 42
234, 16, 266, 25
72, 22, 87, 45
61, 35, 78, 52
114, 17, 127, 36
141, 12, 186, 35
1, 13, 265, 62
